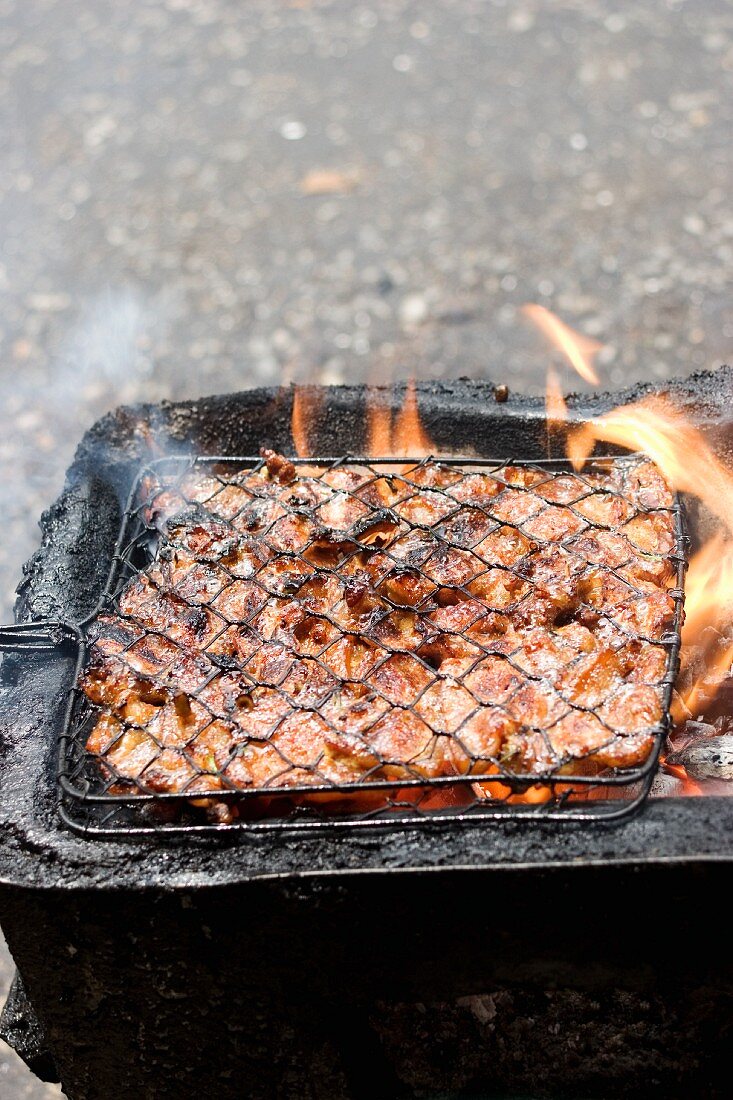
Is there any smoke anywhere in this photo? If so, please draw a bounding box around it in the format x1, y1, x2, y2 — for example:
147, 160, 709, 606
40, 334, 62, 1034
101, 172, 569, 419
62, 287, 148, 396
0, 286, 172, 619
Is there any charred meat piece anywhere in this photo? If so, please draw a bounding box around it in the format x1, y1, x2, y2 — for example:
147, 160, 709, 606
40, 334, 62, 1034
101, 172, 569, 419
260, 447, 296, 484
82, 451, 679, 816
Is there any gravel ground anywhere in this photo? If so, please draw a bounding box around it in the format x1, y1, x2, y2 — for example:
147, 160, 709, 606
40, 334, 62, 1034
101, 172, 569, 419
0, 1, 731, 1095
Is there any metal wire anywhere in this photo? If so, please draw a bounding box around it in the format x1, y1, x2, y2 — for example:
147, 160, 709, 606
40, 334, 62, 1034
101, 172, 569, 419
57, 453, 686, 835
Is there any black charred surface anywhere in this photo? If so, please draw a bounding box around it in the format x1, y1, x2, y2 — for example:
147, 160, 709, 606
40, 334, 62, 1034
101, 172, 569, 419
0, 972, 58, 1083
16, 476, 121, 626
1, 869, 732, 1099
1, 374, 733, 1099
374, 985, 733, 1099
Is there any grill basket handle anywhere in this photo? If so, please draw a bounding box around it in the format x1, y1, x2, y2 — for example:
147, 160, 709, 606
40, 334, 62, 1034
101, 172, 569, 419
0, 620, 79, 653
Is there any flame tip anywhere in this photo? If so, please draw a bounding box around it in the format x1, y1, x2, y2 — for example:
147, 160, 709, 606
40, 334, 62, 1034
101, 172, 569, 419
525, 303, 602, 386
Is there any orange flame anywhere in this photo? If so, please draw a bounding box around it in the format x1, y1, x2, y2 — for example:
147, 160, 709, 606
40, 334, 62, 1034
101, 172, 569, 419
292, 379, 435, 459
291, 386, 324, 458
366, 392, 393, 457
568, 395, 733, 536
683, 638, 733, 718
682, 534, 733, 647
678, 548, 733, 724
568, 391, 733, 740
661, 760, 703, 797
523, 304, 602, 385
392, 379, 434, 455
366, 378, 435, 458
545, 365, 568, 429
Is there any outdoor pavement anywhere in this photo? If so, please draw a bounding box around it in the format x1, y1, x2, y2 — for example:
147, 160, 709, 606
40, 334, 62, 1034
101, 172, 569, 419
0, 1, 731, 1095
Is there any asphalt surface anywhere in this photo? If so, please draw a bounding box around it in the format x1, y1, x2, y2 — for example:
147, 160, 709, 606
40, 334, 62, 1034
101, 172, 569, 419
0, 1, 732, 1096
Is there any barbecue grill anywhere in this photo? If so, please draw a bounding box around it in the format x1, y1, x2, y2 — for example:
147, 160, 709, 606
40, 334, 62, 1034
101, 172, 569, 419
1, 374, 732, 1099
59, 450, 685, 834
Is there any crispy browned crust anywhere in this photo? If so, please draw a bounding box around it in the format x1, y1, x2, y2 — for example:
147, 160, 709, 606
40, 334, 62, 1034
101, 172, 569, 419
83, 455, 677, 816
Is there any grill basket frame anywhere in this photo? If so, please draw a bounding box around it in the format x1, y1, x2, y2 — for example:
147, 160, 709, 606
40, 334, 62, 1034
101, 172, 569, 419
56, 452, 687, 837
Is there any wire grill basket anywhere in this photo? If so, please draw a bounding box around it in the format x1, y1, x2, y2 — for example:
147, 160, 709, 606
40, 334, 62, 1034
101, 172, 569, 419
50, 452, 685, 836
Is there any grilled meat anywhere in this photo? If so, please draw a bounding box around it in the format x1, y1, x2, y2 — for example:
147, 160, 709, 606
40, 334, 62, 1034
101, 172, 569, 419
83, 453, 678, 816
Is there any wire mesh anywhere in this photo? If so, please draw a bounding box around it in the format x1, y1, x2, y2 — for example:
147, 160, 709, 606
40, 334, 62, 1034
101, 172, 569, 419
58, 452, 686, 835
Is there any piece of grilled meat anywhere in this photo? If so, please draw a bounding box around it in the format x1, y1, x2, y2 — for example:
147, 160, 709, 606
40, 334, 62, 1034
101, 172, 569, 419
82, 451, 679, 819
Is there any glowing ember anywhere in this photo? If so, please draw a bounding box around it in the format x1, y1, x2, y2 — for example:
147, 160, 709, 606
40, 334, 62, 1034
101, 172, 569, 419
660, 760, 703, 797
523, 303, 602, 385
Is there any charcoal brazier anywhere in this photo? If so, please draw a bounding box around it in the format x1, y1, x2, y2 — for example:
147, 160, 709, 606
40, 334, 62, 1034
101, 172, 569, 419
2, 375, 733, 1099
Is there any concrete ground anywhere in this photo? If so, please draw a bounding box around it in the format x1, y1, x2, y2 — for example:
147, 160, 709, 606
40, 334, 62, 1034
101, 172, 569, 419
0, 1, 731, 1095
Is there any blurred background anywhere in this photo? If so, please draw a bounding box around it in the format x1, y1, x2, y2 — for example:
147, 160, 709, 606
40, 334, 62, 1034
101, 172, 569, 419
1, 1, 732, 1095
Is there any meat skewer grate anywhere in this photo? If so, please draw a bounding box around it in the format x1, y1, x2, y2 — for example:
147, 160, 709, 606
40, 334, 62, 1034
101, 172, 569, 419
56, 452, 687, 835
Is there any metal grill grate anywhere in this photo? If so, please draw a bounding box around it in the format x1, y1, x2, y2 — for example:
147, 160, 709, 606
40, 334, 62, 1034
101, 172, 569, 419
57, 453, 686, 835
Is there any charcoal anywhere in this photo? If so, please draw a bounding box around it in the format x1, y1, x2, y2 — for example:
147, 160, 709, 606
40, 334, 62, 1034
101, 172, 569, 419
650, 771, 686, 798
683, 720, 717, 741
668, 735, 733, 780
